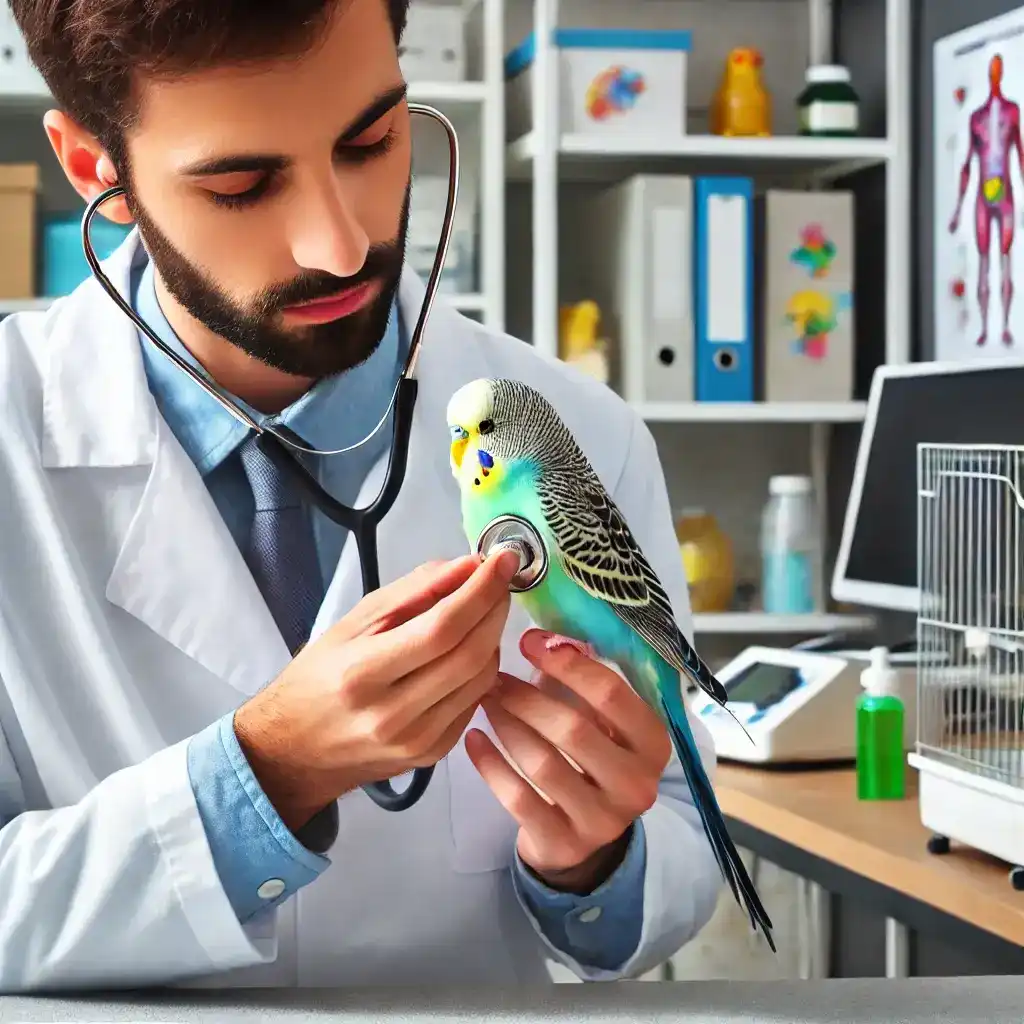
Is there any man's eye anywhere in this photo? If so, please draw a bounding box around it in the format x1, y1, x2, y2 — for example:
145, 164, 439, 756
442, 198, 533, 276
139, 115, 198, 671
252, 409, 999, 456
208, 174, 272, 210
341, 124, 398, 164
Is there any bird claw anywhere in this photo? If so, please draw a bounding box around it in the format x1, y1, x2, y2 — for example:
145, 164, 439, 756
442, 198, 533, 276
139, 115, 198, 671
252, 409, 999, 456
544, 634, 597, 659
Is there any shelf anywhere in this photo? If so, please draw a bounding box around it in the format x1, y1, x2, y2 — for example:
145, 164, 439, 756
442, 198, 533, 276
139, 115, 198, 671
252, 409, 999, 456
407, 81, 488, 106
692, 612, 875, 635
0, 297, 54, 314
507, 132, 893, 184
634, 401, 868, 424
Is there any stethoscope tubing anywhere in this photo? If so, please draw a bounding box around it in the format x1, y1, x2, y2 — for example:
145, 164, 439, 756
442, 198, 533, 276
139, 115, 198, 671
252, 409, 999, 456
80, 101, 460, 813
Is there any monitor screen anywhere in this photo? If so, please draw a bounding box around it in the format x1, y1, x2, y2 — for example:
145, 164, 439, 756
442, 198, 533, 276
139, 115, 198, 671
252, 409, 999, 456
832, 361, 1024, 612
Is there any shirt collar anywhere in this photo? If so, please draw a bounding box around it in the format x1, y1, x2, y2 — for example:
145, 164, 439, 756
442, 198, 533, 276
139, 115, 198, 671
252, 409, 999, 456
133, 256, 405, 475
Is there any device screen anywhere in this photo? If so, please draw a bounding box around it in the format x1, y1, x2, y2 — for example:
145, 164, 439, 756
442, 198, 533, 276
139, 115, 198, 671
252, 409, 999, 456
725, 662, 801, 708
845, 366, 1024, 592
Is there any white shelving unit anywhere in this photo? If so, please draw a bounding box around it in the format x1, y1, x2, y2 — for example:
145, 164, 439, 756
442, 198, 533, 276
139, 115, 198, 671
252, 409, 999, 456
634, 401, 867, 424
406, 0, 507, 330
506, 0, 912, 638
693, 611, 874, 635
516, 0, 911, 366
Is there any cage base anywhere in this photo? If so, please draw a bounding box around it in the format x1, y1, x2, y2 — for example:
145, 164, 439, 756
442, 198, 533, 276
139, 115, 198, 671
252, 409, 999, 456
910, 752, 1024, 869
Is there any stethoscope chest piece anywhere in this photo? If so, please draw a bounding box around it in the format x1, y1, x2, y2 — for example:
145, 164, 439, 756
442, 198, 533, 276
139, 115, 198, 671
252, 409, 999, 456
476, 514, 549, 593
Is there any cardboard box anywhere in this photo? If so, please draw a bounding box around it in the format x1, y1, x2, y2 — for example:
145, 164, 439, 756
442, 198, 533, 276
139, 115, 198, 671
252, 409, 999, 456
0, 163, 39, 299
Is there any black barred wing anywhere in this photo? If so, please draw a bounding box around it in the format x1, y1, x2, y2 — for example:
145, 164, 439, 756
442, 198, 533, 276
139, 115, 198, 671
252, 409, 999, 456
536, 469, 728, 706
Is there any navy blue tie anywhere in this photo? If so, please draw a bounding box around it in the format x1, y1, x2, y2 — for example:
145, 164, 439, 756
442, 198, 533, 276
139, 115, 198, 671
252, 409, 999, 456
238, 434, 324, 654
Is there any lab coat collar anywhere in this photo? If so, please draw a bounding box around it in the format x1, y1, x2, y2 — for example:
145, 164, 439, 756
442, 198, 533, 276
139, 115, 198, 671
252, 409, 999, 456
41, 229, 157, 469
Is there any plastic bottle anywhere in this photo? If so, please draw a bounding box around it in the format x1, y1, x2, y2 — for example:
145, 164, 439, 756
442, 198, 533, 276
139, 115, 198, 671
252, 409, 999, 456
856, 647, 906, 801
797, 65, 860, 137
675, 508, 735, 614
760, 475, 819, 615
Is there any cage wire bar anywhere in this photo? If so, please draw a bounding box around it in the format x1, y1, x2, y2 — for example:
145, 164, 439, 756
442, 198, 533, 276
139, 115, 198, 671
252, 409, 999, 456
916, 443, 1024, 785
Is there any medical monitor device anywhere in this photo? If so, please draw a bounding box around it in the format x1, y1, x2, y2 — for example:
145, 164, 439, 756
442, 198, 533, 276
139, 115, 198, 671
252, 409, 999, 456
831, 358, 1024, 613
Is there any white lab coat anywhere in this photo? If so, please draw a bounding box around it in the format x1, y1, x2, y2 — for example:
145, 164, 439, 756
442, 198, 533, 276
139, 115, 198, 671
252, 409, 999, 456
0, 234, 721, 992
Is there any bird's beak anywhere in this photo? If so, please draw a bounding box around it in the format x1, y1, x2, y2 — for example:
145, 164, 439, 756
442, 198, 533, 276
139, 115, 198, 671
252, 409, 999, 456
450, 436, 468, 469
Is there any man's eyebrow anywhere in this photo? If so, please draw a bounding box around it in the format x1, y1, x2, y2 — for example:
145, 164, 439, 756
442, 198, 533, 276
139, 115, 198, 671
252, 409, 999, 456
178, 82, 409, 177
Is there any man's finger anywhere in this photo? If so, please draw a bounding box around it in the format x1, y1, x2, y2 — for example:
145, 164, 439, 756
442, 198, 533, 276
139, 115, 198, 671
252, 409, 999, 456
518, 630, 670, 767
480, 702, 626, 855
464, 728, 571, 840
369, 549, 518, 677
333, 555, 481, 641
490, 676, 632, 795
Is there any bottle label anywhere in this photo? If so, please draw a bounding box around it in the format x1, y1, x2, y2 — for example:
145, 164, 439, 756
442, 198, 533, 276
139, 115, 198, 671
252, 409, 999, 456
803, 101, 859, 133
762, 552, 814, 614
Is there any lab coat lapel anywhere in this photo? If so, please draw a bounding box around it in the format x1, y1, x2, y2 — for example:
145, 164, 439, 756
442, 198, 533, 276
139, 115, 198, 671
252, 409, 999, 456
107, 415, 289, 694
42, 232, 289, 697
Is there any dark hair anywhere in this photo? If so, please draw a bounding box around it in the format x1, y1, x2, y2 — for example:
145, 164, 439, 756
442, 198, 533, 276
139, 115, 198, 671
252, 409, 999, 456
9, 0, 410, 168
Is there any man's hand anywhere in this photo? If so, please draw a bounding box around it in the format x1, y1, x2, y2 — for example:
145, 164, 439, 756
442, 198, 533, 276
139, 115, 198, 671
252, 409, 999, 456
465, 629, 672, 895
234, 550, 520, 833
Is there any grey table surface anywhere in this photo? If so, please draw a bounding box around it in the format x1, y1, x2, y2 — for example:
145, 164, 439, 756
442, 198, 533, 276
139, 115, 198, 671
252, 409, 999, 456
0, 979, 1021, 1023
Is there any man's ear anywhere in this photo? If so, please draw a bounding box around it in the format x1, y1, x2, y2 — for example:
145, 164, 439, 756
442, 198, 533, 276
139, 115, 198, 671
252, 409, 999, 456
42, 109, 133, 225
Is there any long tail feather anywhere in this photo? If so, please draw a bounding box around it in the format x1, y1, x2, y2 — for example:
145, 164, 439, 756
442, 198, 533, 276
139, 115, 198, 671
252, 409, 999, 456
678, 635, 756, 747
661, 695, 776, 951
677, 634, 729, 705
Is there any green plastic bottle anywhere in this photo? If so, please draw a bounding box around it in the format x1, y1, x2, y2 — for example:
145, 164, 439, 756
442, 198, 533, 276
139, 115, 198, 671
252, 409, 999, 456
856, 646, 906, 801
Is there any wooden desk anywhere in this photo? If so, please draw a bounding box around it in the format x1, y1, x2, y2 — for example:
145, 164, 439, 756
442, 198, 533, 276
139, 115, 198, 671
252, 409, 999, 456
715, 762, 1024, 975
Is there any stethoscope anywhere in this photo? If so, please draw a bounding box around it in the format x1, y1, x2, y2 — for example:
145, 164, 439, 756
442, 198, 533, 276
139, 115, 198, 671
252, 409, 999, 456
80, 102, 462, 814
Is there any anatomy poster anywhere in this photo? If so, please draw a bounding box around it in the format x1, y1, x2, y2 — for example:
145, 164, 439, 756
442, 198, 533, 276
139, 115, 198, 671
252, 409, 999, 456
935, 8, 1024, 362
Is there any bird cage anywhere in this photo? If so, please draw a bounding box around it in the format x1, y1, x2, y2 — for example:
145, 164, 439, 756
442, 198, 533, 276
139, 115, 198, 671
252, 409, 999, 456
910, 443, 1024, 889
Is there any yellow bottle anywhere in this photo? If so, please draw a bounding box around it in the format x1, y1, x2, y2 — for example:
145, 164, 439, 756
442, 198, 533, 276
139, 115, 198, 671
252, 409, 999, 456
675, 509, 735, 614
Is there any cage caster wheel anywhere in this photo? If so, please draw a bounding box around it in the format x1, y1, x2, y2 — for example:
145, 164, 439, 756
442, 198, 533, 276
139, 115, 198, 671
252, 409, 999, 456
1010, 867, 1024, 891
927, 834, 951, 855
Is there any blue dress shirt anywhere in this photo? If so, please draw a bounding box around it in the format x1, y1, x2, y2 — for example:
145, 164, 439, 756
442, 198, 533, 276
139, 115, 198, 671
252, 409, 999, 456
132, 257, 647, 971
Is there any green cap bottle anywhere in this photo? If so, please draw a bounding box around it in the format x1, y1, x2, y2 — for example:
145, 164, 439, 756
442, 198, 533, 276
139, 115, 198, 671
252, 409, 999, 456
856, 646, 906, 801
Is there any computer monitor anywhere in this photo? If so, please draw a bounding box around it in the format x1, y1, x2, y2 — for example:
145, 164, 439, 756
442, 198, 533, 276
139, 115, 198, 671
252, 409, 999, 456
831, 358, 1024, 613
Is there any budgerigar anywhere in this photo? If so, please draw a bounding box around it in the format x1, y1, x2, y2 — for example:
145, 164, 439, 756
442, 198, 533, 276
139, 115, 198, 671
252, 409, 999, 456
446, 377, 774, 949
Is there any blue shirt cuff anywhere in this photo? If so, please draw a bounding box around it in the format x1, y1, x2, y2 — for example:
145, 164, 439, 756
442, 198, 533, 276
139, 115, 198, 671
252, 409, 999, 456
186, 713, 333, 924
512, 820, 647, 971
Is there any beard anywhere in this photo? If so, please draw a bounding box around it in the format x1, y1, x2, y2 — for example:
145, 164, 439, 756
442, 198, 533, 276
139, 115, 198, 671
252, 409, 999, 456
128, 182, 410, 380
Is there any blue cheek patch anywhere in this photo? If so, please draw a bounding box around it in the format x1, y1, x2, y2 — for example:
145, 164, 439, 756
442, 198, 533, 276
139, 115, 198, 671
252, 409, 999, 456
478, 449, 494, 471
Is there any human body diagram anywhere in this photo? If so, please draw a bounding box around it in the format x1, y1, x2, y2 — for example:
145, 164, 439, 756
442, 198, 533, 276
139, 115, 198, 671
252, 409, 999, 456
949, 54, 1024, 347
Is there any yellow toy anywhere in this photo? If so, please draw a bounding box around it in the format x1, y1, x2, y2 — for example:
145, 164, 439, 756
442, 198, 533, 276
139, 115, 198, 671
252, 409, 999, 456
558, 300, 610, 384
711, 47, 772, 137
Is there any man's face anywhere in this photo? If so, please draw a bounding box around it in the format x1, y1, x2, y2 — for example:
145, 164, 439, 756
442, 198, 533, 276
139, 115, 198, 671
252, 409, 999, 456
122, 0, 412, 380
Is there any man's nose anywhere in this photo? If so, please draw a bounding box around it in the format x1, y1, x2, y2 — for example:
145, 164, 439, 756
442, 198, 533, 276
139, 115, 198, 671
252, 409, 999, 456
289, 180, 369, 279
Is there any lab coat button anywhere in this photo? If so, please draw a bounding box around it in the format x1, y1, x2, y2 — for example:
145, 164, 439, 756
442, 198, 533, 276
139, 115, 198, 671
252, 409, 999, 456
257, 878, 287, 900
578, 907, 602, 923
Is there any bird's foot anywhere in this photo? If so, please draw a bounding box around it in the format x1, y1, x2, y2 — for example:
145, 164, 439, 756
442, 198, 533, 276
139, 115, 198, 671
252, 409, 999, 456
543, 634, 597, 659
1004, 328, 1014, 346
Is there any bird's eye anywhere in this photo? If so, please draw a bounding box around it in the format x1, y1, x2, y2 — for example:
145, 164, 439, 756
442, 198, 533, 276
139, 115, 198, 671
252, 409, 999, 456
479, 419, 494, 435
